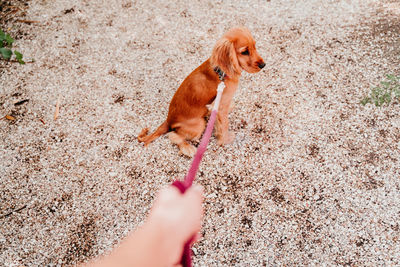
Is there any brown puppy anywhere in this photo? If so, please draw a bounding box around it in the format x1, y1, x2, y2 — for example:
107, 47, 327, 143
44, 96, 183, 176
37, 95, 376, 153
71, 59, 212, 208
138, 27, 265, 157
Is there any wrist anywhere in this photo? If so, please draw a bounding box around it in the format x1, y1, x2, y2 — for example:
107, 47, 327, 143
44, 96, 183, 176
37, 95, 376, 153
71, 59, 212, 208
146, 216, 184, 265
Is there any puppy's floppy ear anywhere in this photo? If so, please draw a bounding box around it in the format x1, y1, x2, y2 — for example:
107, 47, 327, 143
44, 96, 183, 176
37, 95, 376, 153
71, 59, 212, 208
211, 38, 241, 77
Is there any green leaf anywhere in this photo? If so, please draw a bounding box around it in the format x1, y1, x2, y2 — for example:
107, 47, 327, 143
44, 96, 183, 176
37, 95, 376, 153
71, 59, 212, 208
14, 50, 22, 59
378, 96, 386, 106
14, 50, 25, 64
386, 74, 397, 82
0, 47, 12, 59
5, 34, 14, 47
383, 92, 391, 104
0, 29, 5, 41
360, 97, 370, 106
371, 87, 381, 99
394, 88, 400, 98
380, 81, 390, 88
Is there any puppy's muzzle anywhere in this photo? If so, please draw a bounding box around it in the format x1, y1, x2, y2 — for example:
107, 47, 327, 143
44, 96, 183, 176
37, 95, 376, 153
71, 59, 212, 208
258, 62, 266, 69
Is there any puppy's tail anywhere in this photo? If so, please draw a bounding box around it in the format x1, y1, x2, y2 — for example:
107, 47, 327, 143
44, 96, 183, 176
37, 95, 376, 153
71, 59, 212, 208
138, 121, 169, 146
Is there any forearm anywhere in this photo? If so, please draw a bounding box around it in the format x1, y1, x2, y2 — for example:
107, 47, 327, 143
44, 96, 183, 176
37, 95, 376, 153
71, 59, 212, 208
82, 186, 202, 267
85, 219, 181, 267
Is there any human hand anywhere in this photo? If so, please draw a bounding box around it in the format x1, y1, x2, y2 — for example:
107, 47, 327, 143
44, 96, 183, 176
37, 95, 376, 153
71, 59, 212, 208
147, 185, 204, 264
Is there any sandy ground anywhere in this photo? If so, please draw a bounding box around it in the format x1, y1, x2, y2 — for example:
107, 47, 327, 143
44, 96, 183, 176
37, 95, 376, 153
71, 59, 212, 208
1, 0, 400, 266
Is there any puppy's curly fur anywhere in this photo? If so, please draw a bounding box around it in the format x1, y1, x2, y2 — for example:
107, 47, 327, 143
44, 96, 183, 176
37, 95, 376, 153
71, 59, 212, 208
138, 27, 265, 157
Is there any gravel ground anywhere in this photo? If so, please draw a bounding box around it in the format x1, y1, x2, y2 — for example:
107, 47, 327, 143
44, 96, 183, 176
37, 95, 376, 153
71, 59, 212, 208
1, 0, 400, 266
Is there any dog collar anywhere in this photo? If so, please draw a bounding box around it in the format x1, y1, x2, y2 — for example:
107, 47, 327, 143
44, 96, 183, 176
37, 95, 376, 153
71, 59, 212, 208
213, 66, 226, 81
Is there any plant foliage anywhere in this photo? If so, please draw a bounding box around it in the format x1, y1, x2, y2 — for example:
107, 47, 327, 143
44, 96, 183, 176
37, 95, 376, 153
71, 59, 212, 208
0, 29, 25, 64
361, 74, 400, 106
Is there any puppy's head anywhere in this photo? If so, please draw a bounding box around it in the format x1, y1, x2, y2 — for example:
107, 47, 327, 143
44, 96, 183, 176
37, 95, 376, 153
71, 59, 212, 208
211, 27, 265, 78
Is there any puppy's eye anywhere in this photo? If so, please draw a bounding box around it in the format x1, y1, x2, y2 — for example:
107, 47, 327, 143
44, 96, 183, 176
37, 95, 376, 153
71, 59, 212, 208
241, 49, 249, 55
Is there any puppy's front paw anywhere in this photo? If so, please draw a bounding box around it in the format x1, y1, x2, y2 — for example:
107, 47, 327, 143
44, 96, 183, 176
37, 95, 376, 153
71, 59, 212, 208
217, 131, 235, 146
179, 143, 196, 158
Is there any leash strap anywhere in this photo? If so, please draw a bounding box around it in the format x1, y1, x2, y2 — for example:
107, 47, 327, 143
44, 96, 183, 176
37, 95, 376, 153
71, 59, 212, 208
172, 82, 225, 267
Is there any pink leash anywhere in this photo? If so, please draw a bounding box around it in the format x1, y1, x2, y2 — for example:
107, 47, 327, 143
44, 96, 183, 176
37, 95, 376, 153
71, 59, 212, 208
172, 82, 225, 267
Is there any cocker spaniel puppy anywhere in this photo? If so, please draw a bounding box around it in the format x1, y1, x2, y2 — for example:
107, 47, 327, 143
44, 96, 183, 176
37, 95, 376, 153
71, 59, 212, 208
138, 27, 265, 157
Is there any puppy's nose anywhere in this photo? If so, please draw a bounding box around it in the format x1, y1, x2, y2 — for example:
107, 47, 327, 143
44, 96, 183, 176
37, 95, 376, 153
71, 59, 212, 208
258, 62, 266, 69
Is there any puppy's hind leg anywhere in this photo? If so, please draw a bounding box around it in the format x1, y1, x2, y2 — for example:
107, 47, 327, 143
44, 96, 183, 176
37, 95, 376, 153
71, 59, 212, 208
169, 132, 196, 157
169, 118, 206, 157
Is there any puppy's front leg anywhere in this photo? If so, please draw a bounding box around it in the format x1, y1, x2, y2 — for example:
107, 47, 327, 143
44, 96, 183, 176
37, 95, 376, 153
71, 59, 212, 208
215, 80, 238, 145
